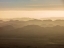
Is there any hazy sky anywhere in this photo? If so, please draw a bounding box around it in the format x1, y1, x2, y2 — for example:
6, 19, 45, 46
0, 0, 64, 10
0, 0, 64, 19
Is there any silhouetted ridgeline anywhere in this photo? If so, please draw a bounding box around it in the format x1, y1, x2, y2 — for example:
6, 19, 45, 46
0, 19, 64, 48
1, 19, 64, 28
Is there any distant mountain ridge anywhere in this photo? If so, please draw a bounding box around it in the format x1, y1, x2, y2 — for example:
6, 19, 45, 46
41, 17, 64, 20
1, 17, 64, 21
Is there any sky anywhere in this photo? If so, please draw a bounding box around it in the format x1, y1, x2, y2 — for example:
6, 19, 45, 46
0, 0, 64, 10
0, 0, 64, 19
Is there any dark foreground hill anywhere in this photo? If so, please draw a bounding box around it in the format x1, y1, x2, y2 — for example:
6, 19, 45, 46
0, 25, 64, 48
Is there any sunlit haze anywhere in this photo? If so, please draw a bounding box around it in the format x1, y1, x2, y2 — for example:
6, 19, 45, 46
0, 0, 64, 19
0, 10, 64, 19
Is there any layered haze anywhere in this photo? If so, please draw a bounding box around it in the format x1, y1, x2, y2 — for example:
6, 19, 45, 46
1, 0, 64, 48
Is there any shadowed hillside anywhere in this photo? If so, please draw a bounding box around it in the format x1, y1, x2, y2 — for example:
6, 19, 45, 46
0, 19, 64, 48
